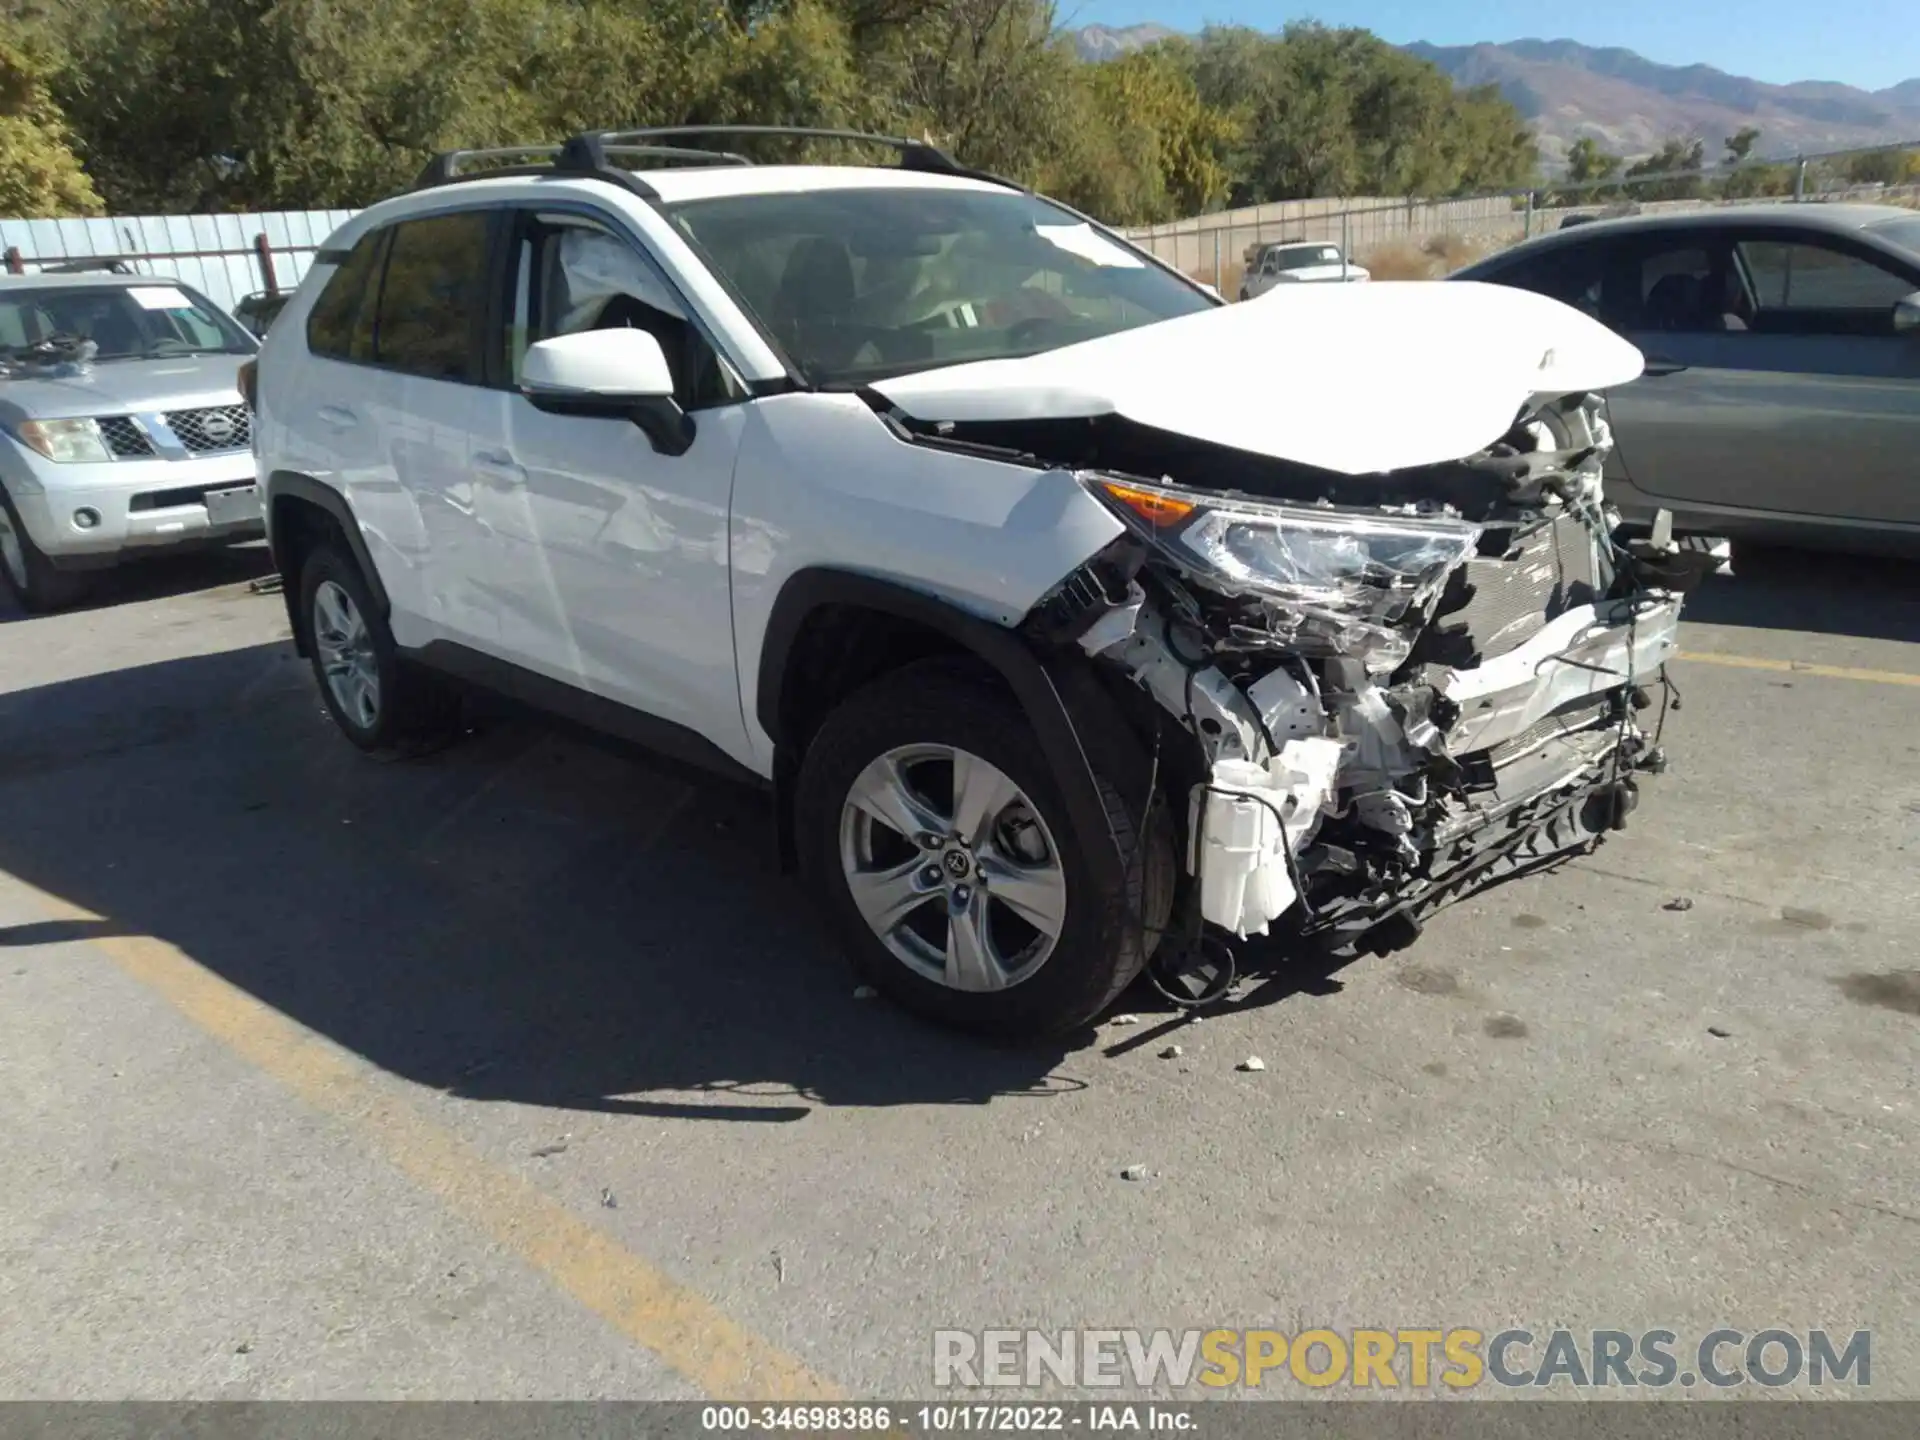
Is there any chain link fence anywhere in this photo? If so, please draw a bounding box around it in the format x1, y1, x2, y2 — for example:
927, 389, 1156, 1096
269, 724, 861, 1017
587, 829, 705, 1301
1124, 139, 1920, 295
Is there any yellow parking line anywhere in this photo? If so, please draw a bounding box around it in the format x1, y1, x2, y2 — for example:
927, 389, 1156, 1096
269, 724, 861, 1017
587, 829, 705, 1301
11, 880, 841, 1402
1677, 651, 1920, 688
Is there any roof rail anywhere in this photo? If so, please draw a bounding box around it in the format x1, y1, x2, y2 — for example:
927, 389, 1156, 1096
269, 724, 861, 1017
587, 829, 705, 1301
603, 144, 755, 168
412, 146, 564, 189
561, 125, 969, 176
411, 124, 1018, 199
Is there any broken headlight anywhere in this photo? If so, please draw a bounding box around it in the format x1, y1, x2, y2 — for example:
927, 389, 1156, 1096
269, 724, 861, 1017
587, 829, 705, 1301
1085, 476, 1481, 670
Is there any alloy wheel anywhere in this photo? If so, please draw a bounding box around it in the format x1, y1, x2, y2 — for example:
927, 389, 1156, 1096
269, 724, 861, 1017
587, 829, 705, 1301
312, 579, 381, 730
838, 743, 1067, 992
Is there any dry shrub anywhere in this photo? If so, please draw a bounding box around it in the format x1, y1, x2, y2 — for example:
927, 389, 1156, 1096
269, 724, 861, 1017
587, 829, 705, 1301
1360, 233, 1507, 281
1358, 239, 1435, 281
1184, 259, 1246, 297
1425, 233, 1502, 272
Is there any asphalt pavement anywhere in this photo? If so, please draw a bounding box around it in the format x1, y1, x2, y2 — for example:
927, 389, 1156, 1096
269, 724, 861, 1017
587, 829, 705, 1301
1, 542, 1915, 1401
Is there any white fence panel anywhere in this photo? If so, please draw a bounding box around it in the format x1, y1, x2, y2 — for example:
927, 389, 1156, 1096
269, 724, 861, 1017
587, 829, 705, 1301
0, 209, 364, 313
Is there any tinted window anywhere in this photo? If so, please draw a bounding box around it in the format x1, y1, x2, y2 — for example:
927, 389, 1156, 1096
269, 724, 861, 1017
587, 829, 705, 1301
1737, 239, 1912, 310
1275, 245, 1341, 270
666, 187, 1211, 386
1486, 244, 1607, 320
306, 230, 386, 361
373, 212, 491, 383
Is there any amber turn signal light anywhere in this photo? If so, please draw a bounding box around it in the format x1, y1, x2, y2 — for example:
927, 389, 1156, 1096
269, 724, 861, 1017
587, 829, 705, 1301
1097, 479, 1194, 529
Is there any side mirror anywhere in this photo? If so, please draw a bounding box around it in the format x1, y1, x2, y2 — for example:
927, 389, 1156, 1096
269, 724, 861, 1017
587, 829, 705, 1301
520, 329, 693, 455
1895, 292, 1920, 335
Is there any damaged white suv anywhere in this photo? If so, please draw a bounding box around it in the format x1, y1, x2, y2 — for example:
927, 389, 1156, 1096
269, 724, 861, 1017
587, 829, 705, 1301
255, 128, 1705, 1037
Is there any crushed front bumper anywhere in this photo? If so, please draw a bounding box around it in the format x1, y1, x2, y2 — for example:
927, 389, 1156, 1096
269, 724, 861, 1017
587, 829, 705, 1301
1188, 592, 1680, 939
1437, 597, 1681, 755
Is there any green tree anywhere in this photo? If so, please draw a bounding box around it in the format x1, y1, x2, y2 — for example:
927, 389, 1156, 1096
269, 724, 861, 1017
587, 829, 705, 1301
1555, 136, 1622, 203
1184, 23, 1534, 205
54, 0, 737, 210
31, 0, 1544, 224
1623, 136, 1707, 201
0, 33, 100, 215
1064, 41, 1239, 223
1720, 126, 1795, 198
1843, 146, 1920, 186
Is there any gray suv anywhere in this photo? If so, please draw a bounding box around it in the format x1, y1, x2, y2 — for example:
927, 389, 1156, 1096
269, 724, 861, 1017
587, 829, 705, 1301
0, 275, 262, 611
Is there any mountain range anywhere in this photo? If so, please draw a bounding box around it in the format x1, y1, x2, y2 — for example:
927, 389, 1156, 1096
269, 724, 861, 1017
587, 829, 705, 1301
1065, 29, 1920, 166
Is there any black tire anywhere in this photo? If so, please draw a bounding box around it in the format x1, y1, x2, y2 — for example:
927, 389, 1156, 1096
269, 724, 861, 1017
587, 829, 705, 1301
298, 543, 459, 757
0, 486, 90, 613
795, 660, 1171, 1039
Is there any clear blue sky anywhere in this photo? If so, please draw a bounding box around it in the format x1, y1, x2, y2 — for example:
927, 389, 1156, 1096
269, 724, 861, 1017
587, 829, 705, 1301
1057, 0, 1919, 91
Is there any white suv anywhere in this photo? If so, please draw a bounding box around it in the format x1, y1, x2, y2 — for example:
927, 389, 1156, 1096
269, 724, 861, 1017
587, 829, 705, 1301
255, 127, 1704, 1038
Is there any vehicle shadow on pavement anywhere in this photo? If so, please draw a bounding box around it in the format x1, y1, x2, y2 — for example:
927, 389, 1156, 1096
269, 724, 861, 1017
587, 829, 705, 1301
0, 641, 1083, 1121
1679, 550, 1920, 645
0, 543, 275, 624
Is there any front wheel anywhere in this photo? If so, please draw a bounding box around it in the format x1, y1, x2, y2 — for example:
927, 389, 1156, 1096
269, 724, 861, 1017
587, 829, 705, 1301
298, 544, 458, 757
0, 487, 89, 613
795, 662, 1169, 1038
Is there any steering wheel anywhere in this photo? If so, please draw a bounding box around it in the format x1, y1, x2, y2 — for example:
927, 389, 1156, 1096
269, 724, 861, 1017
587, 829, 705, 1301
1007, 316, 1058, 350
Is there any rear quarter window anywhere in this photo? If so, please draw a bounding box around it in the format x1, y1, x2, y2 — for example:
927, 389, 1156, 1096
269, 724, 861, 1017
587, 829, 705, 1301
1478, 244, 1606, 320
306, 230, 386, 362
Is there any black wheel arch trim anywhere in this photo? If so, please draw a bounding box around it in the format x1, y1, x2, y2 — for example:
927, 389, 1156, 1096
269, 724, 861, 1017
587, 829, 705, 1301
265, 471, 389, 654
758, 568, 1136, 893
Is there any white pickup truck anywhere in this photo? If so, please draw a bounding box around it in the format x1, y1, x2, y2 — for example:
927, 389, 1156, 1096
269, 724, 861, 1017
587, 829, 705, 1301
1239, 240, 1369, 300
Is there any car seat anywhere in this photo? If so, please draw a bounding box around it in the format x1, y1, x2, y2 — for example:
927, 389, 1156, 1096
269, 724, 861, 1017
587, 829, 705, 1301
770, 237, 862, 371
1643, 273, 1706, 332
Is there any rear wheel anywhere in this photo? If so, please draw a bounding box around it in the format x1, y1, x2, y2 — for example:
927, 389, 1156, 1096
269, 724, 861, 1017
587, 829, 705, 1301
298, 544, 458, 757
0, 488, 89, 613
795, 661, 1168, 1038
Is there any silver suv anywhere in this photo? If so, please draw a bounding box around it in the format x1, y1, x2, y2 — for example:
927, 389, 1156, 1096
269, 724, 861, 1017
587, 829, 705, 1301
0, 275, 262, 611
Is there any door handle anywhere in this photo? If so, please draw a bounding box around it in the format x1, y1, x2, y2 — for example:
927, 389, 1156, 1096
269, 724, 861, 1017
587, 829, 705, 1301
317, 404, 358, 429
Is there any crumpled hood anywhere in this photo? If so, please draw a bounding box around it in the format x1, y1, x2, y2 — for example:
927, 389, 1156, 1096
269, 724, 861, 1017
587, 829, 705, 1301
873, 280, 1644, 477
0, 355, 247, 424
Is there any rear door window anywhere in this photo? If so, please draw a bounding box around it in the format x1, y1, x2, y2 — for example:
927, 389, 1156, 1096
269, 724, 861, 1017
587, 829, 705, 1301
1734, 236, 1917, 336
371, 212, 493, 383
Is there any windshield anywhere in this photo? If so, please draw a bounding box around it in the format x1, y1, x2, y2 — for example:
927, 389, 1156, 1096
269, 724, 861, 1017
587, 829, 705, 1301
0, 283, 256, 364
665, 187, 1213, 386
1275, 246, 1342, 270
